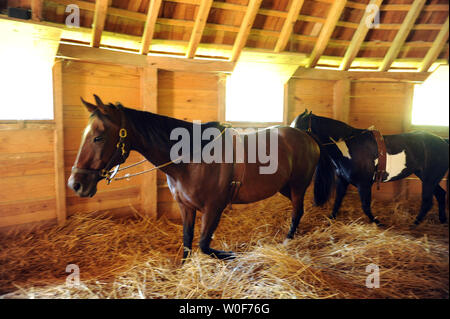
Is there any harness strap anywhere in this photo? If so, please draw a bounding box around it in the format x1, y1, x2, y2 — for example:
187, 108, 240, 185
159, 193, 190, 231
372, 129, 387, 190
227, 129, 245, 210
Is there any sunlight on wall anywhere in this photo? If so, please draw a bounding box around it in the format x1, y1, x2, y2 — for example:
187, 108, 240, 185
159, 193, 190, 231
226, 63, 285, 123
0, 20, 61, 120
412, 65, 449, 126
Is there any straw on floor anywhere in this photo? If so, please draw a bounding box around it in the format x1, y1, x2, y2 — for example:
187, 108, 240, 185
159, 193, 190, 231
0, 192, 448, 298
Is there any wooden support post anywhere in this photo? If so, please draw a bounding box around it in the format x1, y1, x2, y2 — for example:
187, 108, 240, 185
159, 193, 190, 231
140, 66, 158, 217
274, 0, 305, 53
378, 0, 426, 71
186, 0, 213, 58
140, 0, 163, 55
418, 17, 449, 72
283, 80, 291, 125
91, 0, 109, 48
333, 79, 351, 122
217, 73, 227, 122
52, 60, 67, 226
31, 0, 43, 21
230, 0, 263, 62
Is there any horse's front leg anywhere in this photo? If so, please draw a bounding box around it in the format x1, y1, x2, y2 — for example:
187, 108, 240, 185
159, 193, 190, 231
199, 206, 235, 260
178, 203, 197, 262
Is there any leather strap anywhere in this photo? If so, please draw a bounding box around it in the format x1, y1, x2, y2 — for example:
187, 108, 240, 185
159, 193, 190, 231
372, 130, 386, 190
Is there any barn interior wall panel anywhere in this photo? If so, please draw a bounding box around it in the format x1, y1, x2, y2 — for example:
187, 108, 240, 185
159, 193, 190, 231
157, 70, 220, 219
61, 61, 147, 218
0, 124, 57, 229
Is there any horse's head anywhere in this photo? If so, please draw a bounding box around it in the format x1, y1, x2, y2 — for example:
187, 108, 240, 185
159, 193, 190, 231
291, 109, 313, 131
67, 95, 130, 197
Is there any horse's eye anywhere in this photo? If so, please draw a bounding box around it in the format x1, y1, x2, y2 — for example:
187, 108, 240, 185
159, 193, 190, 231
93, 136, 104, 143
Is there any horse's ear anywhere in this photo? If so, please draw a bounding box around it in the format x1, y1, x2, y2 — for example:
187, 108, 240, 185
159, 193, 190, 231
80, 97, 97, 113
93, 94, 108, 115
309, 111, 313, 115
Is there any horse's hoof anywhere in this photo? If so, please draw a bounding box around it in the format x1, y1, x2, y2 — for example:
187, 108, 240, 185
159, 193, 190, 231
328, 214, 337, 220
209, 249, 236, 260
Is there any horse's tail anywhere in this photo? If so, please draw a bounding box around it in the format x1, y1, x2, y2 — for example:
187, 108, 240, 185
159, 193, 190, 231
312, 139, 335, 206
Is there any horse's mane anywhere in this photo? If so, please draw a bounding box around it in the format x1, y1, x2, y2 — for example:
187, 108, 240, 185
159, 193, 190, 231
311, 114, 366, 140
119, 104, 223, 153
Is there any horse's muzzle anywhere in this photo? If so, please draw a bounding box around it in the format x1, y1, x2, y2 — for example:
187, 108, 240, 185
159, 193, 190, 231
68, 174, 98, 197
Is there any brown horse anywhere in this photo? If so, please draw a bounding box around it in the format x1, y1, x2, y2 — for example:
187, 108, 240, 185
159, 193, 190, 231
68, 95, 334, 260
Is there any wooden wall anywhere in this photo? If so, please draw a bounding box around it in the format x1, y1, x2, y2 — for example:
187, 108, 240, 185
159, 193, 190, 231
61, 61, 147, 217
157, 70, 220, 219
0, 123, 57, 228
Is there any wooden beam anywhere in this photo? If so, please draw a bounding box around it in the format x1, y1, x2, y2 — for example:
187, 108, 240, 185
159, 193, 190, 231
140, 0, 163, 55
186, 0, 213, 58
57, 43, 235, 73
340, 0, 384, 71
52, 60, 67, 226
418, 17, 449, 72
31, 0, 43, 21
140, 66, 158, 218
378, 0, 426, 72
293, 67, 430, 83
306, 0, 347, 68
230, 0, 262, 62
91, 0, 109, 48
217, 73, 227, 121
333, 79, 350, 122
274, 0, 305, 53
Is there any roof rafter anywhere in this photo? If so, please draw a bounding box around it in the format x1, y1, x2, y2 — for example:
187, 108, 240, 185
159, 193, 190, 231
186, 0, 213, 59
378, 0, 427, 72
140, 0, 163, 55
274, 0, 305, 53
340, 0, 384, 71
418, 17, 449, 72
306, 0, 347, 68
230, 0, 263, 62
90, 0, 109, 48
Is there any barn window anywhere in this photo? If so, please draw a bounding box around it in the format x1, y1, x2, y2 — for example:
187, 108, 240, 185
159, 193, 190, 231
0, 21, 58, 120
411, 65, 449, 126
225, 63, 284, 123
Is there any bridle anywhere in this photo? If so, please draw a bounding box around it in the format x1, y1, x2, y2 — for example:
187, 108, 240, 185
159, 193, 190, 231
71, 105, 130, 184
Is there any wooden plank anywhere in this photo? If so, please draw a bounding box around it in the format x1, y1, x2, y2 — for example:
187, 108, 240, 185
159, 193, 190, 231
351, 82, 407, 97
91, 0, 109, 48
378, 0, 427, 72
333, 79, 350, 122
57, 43, 235, 73
0, 174, 56, 202
0, 198, 56, 218
230, 0, 263, 62
140, 0, 163, 55
418, 17, 449, 72
306, 0, 347, 68
0, 209, 57, 229
274, 0, 305, 53
0, 152, 54, 177
292, 67, 430, 83
53, 61, 67, 225
186, 0, 213, 59
0, 129, 54, 154
31, 0, 43, 21
140, 66, 158, 217
340, 0, 384, 71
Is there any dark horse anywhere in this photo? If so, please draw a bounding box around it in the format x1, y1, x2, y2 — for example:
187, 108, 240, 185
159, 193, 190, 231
292, 110, 449, 226
68, 96, 334, 260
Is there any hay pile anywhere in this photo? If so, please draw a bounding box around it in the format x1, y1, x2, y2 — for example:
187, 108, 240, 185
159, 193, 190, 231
0, 192, 448, 299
